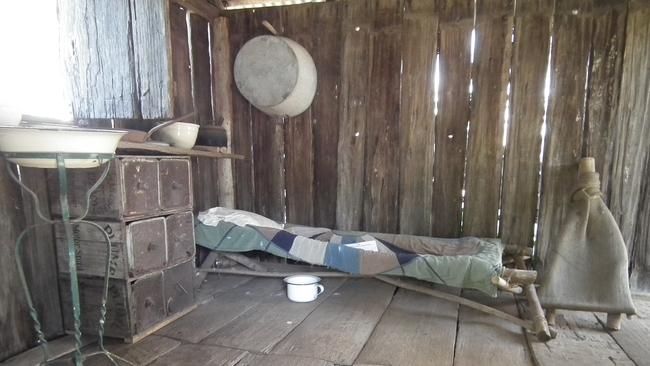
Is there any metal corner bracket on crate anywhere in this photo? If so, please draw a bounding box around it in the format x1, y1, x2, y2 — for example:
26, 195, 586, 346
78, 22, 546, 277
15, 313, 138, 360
2, 152, 135, 366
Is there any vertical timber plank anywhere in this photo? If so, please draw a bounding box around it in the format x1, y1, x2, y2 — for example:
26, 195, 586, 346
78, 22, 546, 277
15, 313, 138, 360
363, 0, 402, 233
130, 0, 173, 119
608, 0, 650, 263
283, 4, 315, 226
20, 168, 63, 339
500, 0, 553, 247
190, 13, 219, 211
312, 1, 342, 229
336, 1, 374, 231
229, 11, 255, 212
170, 2, 193, 117
251, 8, 286, 222
431, 0, 473, 237
582, 2, 627, 201
58, 0, 139, 119
631, 155, 650, 291
463, 0, 513, 237
0, 161, 32, 360
398, 1, 437, 236
213, 17, 236, 208
537, 1, 592, 263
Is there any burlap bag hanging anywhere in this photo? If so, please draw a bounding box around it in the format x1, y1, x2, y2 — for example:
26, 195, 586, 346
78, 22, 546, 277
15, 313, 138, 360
538, 158, 636, 315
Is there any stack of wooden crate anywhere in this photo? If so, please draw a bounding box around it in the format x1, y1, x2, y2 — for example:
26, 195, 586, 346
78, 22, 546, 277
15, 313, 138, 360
49, 156, 196, 343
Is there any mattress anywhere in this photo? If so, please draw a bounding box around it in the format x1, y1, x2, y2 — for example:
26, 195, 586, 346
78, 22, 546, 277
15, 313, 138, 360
195, 208, 504, 296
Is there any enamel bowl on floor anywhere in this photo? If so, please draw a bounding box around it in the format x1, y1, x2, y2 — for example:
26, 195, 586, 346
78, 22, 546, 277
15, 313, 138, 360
0, 126, 127, 168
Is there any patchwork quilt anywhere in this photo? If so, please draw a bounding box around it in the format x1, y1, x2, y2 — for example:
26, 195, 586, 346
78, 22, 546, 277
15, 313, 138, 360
195, 208, 504, 296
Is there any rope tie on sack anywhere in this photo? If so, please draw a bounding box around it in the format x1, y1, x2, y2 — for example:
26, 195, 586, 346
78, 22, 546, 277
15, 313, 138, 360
571, 171, 603, 201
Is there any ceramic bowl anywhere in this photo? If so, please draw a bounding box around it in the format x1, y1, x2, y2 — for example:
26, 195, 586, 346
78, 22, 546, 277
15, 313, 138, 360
154, 122, 199, 150
0, 126, 127, 168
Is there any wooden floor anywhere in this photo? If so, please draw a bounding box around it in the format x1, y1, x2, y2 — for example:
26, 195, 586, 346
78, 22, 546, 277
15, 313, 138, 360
9, 268, 650, 366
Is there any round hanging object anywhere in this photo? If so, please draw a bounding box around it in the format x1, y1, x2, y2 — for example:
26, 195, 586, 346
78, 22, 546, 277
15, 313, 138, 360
234, 35, 317, 117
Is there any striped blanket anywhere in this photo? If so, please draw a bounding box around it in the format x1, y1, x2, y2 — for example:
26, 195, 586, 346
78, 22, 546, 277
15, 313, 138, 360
195, 208, 504, 296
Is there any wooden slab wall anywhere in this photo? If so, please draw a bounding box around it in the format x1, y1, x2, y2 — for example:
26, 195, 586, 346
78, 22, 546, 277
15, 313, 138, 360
227, 0, 650, 289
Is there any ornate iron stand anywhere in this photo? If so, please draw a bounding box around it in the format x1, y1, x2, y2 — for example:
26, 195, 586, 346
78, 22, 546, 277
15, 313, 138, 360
4, 152, 134, 366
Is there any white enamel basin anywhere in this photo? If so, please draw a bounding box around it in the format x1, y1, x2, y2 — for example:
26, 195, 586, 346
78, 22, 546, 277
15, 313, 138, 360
0, 126, 127, 168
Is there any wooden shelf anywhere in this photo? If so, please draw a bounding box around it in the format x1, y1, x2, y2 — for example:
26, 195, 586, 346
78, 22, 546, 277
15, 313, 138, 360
117, 141, 244, 159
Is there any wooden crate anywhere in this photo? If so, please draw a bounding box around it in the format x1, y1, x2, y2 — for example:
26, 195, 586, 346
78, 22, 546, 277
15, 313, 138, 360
49, 156, 192, 221
59, 259, 196, 341
55, 212, 195, 279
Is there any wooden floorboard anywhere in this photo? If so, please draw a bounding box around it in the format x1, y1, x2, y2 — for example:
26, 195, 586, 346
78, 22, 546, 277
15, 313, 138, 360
0, 335, 93, 366
236, 352, 335, 366
453, 292, 533, 366
528, 311, 634, 366
195, 273, 254, 305
271, 278, 395, 365
595, 295, 650, 366
83, 335, 180, 366
201, 277, 347, 353
156, 278, 283, 343
355, 287, 460, 366
148, 344, 245, 366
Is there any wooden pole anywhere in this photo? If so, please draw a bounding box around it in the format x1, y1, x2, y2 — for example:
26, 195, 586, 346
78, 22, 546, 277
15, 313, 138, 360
515, 257, 554, 341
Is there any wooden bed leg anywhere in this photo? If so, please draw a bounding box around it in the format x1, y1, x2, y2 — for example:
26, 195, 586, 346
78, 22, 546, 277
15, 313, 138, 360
514, 256, 554, 341
524, 282, 554, 341
606, 313, 623, 331
546, 309, 557, 326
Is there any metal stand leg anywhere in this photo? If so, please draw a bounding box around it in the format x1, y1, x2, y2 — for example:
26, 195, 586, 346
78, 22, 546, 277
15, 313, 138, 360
56, 155, 84, 366
6, 153, 135, 366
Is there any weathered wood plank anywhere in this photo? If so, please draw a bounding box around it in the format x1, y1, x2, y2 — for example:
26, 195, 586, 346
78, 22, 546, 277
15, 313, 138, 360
148, 344, 245, 366
250, 8, 286, 223
311, 2, 342, 229
355, 287, 459, 366
229, 11, 256, 212
236, 353, 334, 366
156, 277, 281, 343
19, 168, 63, 339
582, 3, 627, 201
398, 8, 437, 236
58, 0, 139, 118
212, 17, 236, 208
631, 155, 650, 291
170, 2, 193, 117
527, 311, 634, 366
463, 0, 513, 237
283, 4, 315, 226
595, 295, 650, 366
454, 292, 533, 366
195, 273, 254, 305
335, 2, 374, 231
271, 279, 395, 364
201, 278, 346, 352
363, 0, 402, 233
0, 161, 32, 361
500, 0, 552, 247
431, 0, 473, 238
191, 13, 220, 211
537, 3, 592, 262
83, 335, 180, 366
1, 335, 93, 366
608, 3, 650, 263
130, 0, 173, 119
